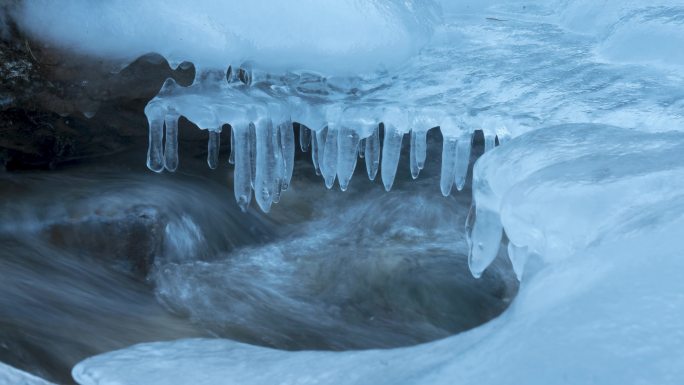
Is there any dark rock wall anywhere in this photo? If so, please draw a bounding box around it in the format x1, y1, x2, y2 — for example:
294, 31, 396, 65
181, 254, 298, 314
0, 10, 200, 170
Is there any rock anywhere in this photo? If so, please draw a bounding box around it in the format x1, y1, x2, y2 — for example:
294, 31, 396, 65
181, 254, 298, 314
43, 205, 166, 277
0, 12, 197, 170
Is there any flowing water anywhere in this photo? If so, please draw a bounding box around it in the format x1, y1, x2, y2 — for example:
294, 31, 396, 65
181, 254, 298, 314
0, 136, 517, 384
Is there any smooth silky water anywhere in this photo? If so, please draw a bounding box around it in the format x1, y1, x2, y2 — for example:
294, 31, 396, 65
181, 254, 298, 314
0, 133, 518, 384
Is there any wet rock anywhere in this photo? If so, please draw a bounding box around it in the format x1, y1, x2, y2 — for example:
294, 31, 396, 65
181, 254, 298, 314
0, 12, 197, 170
43, 205, 166, 277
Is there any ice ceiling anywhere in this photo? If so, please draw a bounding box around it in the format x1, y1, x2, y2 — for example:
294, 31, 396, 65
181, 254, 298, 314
12, 0, 684, 384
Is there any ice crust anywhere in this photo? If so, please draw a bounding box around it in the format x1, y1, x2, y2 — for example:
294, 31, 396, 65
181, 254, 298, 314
73, 124, 684, 384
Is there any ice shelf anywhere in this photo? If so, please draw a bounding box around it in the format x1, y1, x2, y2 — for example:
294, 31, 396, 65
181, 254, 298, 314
143, 67, 506, 213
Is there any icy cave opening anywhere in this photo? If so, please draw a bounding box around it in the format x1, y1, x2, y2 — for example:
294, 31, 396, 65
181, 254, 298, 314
146, 120, 520, 352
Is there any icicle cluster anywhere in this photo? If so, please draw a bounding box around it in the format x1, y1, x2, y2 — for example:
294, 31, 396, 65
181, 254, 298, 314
145, 66, 510, 213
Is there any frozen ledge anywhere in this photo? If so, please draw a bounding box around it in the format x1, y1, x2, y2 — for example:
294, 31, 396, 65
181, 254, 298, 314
142, 68, 511, 213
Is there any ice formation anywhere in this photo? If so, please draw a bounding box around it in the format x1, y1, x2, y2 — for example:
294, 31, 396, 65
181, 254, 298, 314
139, 0, 684, 216
72, 124, 684, 385
144, 70, 494, 213
15, 0, 684, 217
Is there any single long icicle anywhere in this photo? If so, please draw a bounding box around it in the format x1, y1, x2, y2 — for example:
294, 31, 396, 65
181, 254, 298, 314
337, 126, 360, 191
299, 124, 311, 152
233, 124, 252, 212
146, 111, 165, 173
364, 125, 380, 181
414, 130, 428, 170
381, 124, 403, 191
440, 136, 458, 196
311, 128, 322, 176
272, 125, 285, 204
254, 118, 277, 213
409, 129, 427, 179
454, 132, 472, 191
314, 126, 328, 177
207, 130, 220, 169
249, 123, 257, 188
229, 127, 236, 165
164, 114, 179, 172
280, 122, 295, 191
410, 130, 419, 179
322, 125, 338, 189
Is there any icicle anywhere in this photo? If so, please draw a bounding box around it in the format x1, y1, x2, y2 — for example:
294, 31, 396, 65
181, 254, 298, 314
484, 131, 496, 153
233, 123, 252, 212
410, 130, 419, 179
507, 242, 529, 281
311, 127, 323, 176
254, 118, 277, 213
409, 129, 427, 179
146, 109, 165, 173
467, 203, 503, 278
279, 121, 295, 190
207, 130, 220, 169
364, 124, 380, 181
163, 113, 179, 172
337, 126, 360, 191
440, 135, 458, 197
229, 127, 236, 165
317, 126, 329, 176
414, 130, 428, 170
454, 132, 472, 191
358, 138, 366, 159
322, 124, 338, 189
299, 124, 311, 152
381, 124, 403, 191
249, 123, 257, 188
410, 107, 443, 176
272, 124, 284, 204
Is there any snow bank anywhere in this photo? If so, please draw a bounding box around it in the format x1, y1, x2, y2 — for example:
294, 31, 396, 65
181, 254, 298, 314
468, 124, 684, 276
73, 124, 684, 384
14, 0, 439, 74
